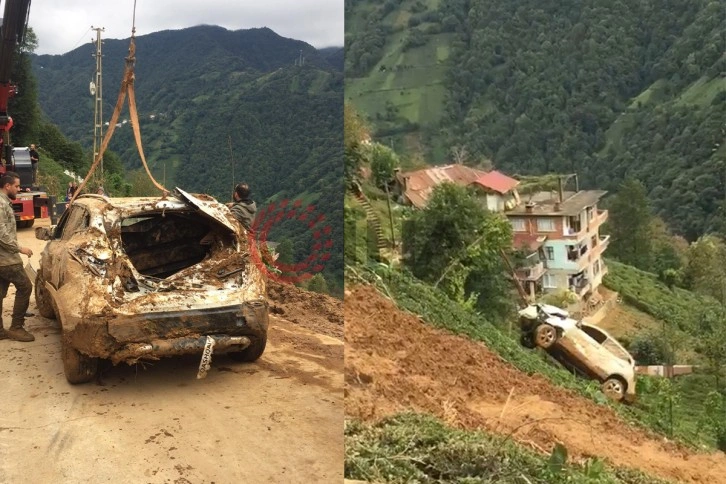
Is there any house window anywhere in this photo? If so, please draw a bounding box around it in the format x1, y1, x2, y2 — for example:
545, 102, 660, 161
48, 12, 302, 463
510, 218, 526, 232
594, 259, 601, 275
543, 273, 556, 288
545, 246, 555, 261
537, 218, 556, 232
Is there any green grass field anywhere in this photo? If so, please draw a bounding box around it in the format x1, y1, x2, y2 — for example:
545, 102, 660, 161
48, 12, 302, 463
346, 0, 456, 162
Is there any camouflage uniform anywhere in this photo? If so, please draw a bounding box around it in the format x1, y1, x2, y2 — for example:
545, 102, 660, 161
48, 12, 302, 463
0, 191, 31, 330
230, 199, 257, 231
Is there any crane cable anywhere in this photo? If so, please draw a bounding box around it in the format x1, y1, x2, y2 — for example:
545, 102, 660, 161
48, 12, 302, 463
69, 0, 167, 206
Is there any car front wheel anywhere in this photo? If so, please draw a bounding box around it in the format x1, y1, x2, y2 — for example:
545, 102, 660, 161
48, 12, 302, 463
601, 376, 626, 402
62, 337, 99, 384
229, 333, 267, 362
534, 323, 558, 349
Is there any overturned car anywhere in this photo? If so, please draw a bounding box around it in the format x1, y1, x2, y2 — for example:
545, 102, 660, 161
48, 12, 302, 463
518, 304, 636, 402
35, 189, 268, 384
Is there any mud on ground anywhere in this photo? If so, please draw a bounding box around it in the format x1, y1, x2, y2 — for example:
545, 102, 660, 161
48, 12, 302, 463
344, 284, 726, 484
267, 280, 343, 339
0, 220, 344, 483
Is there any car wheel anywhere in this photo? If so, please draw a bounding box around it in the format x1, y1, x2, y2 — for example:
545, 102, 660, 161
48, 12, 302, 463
17, 219, 34, 229
34, 273, 56, 319
62, 337, 99, 384
601, 377, 626, 402
229, 334, 267, 363
534, 323, 558, 349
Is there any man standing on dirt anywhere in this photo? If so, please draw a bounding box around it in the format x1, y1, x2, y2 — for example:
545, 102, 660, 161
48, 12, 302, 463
229, 182, 257, 231
0, 172, 34, 342
29, 144, 39, 185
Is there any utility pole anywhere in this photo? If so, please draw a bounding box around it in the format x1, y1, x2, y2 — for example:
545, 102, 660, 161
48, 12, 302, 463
91, 26, 105, 180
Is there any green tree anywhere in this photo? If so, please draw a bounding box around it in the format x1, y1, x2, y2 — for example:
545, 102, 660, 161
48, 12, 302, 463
683, 235, 726, 304
8, 27, 41, 146
405, 183, 513, 319
345, 103, 369, 183
307, 273, 329, 294
365, 142, 398, 187
276, 239, 294, 266
608, 179, 653, 270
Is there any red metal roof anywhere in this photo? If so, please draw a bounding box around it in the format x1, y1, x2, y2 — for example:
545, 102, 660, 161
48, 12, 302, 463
396, 164, 487, 209
471, 170, 519, 194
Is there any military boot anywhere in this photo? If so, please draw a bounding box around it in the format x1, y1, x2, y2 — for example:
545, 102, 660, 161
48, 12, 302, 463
6, 326, 35, 342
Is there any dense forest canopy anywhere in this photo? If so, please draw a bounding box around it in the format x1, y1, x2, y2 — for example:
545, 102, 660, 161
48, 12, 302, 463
345, 0, 726, 241
31, 26, 344, 294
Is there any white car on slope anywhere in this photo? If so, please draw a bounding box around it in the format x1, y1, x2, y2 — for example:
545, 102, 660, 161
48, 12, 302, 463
518, 304, 636, 402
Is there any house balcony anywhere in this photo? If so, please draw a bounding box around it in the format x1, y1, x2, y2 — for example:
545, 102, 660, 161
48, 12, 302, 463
599, 234, 610, 251
515, 261, 545, 281
570, 277, 591, 297
587, 209, 608, 231
588, 235, 611, 262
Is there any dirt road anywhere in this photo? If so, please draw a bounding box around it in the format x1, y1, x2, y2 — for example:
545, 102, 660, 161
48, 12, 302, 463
345, 285, 726, 484
0, 220, 343, 483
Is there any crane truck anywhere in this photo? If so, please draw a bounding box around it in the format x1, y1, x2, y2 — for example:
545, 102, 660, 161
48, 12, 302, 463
0, 0, 51, 228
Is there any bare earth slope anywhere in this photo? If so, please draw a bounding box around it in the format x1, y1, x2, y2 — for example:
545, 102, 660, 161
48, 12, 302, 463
345, 285, 726, 484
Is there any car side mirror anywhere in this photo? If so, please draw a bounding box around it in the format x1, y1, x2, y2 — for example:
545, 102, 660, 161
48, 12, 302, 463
35, 226, 52, 241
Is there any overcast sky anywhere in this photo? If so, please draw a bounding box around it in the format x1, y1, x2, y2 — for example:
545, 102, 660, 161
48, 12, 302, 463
29, 0, 344, 55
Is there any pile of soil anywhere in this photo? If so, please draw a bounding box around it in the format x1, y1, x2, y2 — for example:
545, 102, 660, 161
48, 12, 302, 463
267, 280, 343, 339
345, 284, 726, 484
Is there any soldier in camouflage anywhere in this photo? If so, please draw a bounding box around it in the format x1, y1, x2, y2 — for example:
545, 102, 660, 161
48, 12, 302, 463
0, 172, 35, 342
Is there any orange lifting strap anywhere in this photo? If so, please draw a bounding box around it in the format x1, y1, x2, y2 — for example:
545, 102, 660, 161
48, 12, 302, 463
69, 22, 167, 206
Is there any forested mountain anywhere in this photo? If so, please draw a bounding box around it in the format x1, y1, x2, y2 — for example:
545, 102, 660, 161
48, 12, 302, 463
32, 26, 343, 293
345, 0, 726, 241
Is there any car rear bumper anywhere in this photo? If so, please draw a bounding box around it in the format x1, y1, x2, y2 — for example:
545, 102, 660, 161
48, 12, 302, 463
110, 334, 253, 365
67, 300, 268, 363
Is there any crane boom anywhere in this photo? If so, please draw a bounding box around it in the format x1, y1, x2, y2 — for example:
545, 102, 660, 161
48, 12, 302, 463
0, 0, 31, 150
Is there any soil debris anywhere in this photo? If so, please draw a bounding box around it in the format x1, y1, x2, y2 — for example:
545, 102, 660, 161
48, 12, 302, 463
267, 280, 342, 339
345, 284, 726, 484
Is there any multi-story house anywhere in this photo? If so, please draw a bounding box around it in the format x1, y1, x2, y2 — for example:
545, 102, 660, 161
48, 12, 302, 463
393, 164, 610, 300
506, 190, 610, 300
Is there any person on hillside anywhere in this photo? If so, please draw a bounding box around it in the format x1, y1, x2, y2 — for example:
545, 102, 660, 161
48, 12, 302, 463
228, 182, 257, 231
0, 171, 35, 342
29, 144, 39, 185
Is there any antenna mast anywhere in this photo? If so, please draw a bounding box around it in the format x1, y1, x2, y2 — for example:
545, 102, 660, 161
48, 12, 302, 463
91, 26, 105, 179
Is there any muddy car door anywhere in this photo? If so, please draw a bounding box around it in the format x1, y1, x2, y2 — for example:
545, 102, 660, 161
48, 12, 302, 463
48, 205, 107, 290
571, 324, 618, 380
41, 205, 88, 288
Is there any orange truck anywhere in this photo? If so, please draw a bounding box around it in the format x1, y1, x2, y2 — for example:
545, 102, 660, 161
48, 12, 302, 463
1, 147, 52, 228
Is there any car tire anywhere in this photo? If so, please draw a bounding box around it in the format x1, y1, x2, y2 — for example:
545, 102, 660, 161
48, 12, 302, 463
34, 273, 56, 319
62, 337, 99, 384
601, 376, 626, 402
229, 334, 267, 362
534, 323, 558, 349
17, 219, 34, 229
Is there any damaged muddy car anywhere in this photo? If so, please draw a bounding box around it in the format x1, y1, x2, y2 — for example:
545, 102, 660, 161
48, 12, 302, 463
518, 304, 636, 402
34, 189, 268, 384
